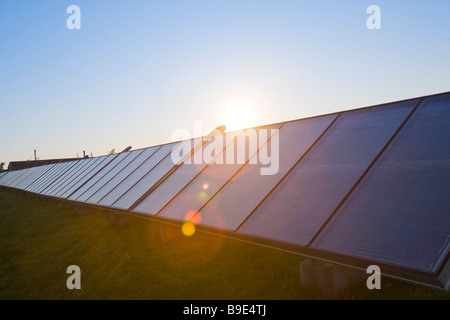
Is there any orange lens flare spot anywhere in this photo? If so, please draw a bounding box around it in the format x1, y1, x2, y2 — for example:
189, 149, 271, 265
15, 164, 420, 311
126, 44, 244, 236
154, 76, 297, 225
184, 210, 202, 225
181, 222, 196, 237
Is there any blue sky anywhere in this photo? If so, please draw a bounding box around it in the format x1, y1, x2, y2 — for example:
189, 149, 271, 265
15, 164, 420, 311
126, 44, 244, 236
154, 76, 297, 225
1, 0, 449, 166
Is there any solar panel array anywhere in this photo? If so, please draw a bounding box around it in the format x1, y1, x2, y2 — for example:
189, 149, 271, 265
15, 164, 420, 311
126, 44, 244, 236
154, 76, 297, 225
1, 92, 449, 290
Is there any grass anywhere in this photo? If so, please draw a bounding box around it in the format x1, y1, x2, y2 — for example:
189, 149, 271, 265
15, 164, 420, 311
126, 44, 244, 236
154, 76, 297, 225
0, 188, 449, 300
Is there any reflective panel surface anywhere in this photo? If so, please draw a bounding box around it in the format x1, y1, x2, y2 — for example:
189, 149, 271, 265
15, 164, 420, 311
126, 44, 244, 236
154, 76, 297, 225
313, 95, 450, 272
238, 100, 417, 246
98, 143, 177, 207
42, 159, 89, 195
133, 137, 227, 215
47, 157, 101, 197
158, 126, 280, 222
59, 155, 115, 198
69, 152, 131, 201
86, 146, 160, 204
197, 115, 337, 231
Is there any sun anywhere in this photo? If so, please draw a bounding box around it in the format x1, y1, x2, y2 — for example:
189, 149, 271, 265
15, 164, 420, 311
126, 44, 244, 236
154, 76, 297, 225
223, 99, 257, 132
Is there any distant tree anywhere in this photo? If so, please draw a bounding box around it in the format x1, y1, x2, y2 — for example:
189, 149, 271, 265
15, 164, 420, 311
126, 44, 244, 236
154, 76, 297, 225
0, 162, 5, 170
108, 148, 115, 155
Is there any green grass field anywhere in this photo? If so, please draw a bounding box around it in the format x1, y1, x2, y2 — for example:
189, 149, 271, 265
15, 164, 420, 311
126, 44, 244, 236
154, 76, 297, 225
0, 189, 448, 300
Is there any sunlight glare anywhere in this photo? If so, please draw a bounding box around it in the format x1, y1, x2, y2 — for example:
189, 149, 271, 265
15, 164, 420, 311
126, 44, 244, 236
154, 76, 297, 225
223, 99, 257, 132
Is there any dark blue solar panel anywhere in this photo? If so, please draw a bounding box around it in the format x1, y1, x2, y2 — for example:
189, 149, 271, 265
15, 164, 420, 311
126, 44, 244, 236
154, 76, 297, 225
194, 115, 337, 231
238, 100, 417, 246
312, 94, 450, 273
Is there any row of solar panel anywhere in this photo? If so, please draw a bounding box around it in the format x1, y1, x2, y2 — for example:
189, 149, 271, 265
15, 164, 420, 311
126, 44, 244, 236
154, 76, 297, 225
1, 93, 449, 289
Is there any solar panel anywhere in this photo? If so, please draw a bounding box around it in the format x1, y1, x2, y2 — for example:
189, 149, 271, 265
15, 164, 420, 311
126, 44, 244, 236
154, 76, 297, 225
14, 166, 44, 189
111, 138, 205, 210
192, 114, 338, 231
1, 168, 30, 187
28, 161, 76, 193
76, 149, 147, 203
1, 172, 14, 186
312, 94, 450, 274
41, 159, 88, 195
57, 155, 114, 198
157, 126, 280, 222
1, 91, 448, 290
68, 151, 131, 201
238, 100, 418, 246
9, 166, 41, 188
25, 164, 59, 191
16, 164, 55, 190
50, 157, 105, 197
133, 137, 234, 216
0, 171, 8, 182
85, 146, 160, 204
21, 165, 54, 189
11, 169, 33, 187
1, 171, 15, 186
97, 143, 178, 207
51, 158, 105, 197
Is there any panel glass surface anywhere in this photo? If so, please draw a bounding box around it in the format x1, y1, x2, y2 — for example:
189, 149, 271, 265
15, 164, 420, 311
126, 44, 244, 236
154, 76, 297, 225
2, 169, 30, 187
69, 152, 130, 201
133, 137, 228, 215
39, 160, 85, 195
157, 126, 279, 222
238, 100, 417, 246
26, 162, 67, 192
30, 161, 76, 194
113, 138, 205, 210
21, 165, 55, 189
312, 94, 450, 272
0, 171, 8, 183
16, 166, 47, 189
16, 165, 53, 190
10, 166, 40, 188
1, 172, 16, 186
24, 166, 54, 191
98, 143, 177, 207
47, 157, 100, 197
58, 155, 114, 198
85, 147, 160, 204
194, 115, 338, 231
43, 158, 92, 196
54, 156, 107, 197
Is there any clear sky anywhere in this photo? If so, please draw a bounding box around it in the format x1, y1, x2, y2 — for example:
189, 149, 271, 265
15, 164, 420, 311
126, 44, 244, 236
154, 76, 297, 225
1, 0, 449, 166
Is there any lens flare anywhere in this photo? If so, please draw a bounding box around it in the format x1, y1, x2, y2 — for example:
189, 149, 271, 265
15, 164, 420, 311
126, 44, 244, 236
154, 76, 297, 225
198, 191, 207, 199
202, 183, 209, 190
181, 221, 196, 237
185, 209, 202, 225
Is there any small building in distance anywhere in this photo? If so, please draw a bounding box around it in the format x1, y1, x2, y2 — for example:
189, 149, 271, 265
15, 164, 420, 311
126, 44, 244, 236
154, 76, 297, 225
8, 158, 81, 171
